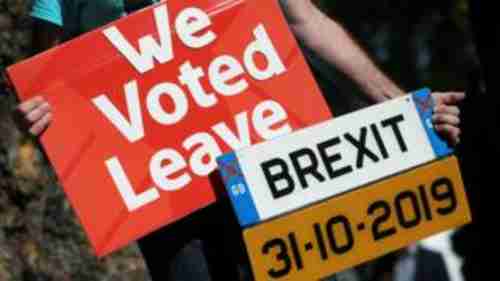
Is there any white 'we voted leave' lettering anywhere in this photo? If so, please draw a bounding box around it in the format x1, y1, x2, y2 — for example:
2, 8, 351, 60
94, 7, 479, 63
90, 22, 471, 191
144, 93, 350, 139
91, 3, 292, 212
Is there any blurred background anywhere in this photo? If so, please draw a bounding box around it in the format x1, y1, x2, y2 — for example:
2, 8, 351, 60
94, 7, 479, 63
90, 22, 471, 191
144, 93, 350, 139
0, 0, 484, 280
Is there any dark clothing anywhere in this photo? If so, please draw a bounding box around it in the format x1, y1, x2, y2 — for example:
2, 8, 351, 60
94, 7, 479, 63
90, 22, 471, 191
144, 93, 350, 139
372, 247, 450, 281
451, 2, 491, 281
138, 200, 248, 281
414, 248, 450, 281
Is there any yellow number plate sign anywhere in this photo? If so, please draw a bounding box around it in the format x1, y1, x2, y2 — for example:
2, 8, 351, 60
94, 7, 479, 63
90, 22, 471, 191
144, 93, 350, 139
243, 156, 471, 281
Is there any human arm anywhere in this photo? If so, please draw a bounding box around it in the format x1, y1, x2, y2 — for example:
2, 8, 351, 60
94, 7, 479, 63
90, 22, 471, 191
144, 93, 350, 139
280, 0, 404, 102
280, 0, 464, 145
15, 0, 64, 136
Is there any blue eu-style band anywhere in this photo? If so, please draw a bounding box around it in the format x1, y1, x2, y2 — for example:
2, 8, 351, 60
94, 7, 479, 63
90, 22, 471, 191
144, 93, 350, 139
217, 152, 260, 227
412, 88, 454, 158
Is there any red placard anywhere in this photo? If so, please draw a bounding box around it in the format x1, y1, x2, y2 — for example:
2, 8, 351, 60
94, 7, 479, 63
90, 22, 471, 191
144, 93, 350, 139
7, 0, 332, 256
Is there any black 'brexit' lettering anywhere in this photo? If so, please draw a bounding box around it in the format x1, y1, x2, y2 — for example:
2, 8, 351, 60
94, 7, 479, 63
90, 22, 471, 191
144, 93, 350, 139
344, 127, 380, 169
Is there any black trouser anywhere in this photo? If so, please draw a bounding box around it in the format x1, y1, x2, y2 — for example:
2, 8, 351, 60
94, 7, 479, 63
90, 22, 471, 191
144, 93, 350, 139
450, 3, 492, 281
137, 200, 250, 281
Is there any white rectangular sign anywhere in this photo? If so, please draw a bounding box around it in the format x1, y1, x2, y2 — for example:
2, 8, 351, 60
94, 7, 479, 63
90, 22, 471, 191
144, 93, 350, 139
217, 89, 453, 227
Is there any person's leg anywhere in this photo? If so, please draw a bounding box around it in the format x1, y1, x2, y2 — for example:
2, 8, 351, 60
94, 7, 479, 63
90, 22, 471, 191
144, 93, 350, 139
200, 201, 250, 281
452, 3, 491, 281
137, 208, 212, 281
168, 239, 211, 281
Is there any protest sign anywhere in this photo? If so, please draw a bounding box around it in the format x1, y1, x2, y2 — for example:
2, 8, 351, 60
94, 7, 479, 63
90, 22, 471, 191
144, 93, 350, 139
243, 156, 471, 281
217, 89, 453, 227
6, 0, 332, 256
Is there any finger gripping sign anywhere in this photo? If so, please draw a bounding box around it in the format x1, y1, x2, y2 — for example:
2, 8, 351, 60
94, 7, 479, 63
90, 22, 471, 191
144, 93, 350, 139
243, 156, 471, 281
6, 0, 332, 256
217, 89, 453, 227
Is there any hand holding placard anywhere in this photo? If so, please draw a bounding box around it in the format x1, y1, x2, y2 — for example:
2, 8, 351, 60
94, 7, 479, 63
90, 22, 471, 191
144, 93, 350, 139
6, 0, 333, 256
218, 90, 453, 227
217, 89, 470, 281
